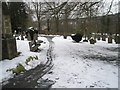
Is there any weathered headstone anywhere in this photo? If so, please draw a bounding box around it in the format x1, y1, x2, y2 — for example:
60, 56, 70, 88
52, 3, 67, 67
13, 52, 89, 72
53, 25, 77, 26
26, 27, 38, 41
29, 40, 41, 52
2, 15, 17, 60
96, 35, 101, 40
27, 33, 31, 41
108, 36, 112, 43
21, 34, 24, 40
115, 36, 120, 44
2, 38, 17, 59
33, 33, 38, 40
102, 35, 106, 41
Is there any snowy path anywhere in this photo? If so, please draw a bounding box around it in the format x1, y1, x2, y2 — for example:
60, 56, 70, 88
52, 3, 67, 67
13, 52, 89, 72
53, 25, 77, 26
1, 35, 118, 88
42, 36, 118, 88
2, 36, 54, 88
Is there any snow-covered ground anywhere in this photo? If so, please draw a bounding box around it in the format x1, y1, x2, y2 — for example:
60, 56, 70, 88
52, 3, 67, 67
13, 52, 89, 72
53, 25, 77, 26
0, 36, 49, 84
42, 36, 118, 88
0, 35, 119, 88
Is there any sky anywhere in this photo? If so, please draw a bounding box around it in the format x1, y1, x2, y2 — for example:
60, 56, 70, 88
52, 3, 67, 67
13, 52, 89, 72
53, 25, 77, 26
103, 0, 119, 14
3, 0, 119, 14
1, 0, 120, 13
2, 0, 119, 18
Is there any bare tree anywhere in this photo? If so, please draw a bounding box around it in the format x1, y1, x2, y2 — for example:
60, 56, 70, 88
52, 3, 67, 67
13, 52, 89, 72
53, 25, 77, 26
32, 2, 43, 33
44, 1, 68, 32
62, 2, 78, 34
25, 0, 116, 35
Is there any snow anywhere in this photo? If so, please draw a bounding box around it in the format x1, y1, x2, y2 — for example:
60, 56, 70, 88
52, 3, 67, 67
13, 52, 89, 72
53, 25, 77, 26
0, 35, 119, 88
42, 36, 118, 88
0, 36, 49, 84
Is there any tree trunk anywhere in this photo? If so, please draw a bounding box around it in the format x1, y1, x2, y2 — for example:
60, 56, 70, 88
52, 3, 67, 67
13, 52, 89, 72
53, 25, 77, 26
47, 19, 50, 32
56, 16, 59, 32
38, 19, 41, 34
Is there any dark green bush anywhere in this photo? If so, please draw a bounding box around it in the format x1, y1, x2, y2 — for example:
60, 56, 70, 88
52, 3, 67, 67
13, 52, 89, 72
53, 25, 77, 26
71, 33, 83, 42
89, 38, 96, 44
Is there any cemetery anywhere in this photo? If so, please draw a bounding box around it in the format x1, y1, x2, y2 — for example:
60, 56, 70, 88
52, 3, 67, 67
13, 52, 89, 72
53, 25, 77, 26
0, 1, 119, 89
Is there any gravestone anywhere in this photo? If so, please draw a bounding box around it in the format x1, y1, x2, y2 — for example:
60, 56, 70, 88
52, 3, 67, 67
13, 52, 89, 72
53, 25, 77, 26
33, 33, 38, 40
2, 38, 17, 59
27, 33, 31, 41
21, 34, 24, 40
29, 40, 41, 52
96, 34, 101, 40
26, 27, 38, 41
108, 36, 112, 43
115, 36, 120, 44
2, 15, 17, 60
102, 35, 106, 41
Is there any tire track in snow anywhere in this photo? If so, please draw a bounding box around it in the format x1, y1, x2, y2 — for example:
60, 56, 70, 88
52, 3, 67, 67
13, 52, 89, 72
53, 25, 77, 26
2, 36, 54, 88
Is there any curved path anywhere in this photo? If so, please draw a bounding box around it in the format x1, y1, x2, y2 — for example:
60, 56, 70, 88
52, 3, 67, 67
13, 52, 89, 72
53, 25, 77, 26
2, 36, 54, 88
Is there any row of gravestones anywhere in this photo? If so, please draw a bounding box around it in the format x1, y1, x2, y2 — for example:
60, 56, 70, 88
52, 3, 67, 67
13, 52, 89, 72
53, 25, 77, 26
15, 33, 38, 41
14, 32, 43, 52
95, 35, 120, 44
70, 33, 120, 44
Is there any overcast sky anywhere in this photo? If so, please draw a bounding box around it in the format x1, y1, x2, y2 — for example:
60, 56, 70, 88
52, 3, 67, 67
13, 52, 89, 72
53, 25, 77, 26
104, 0, 119, 14
3, 0, 119, 15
